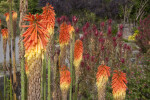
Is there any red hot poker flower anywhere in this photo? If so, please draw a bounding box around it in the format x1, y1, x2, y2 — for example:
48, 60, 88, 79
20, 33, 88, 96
59, 22, 70, 48
22, 13, 49, 64
96, 65, 110, 89
60, 66, 71, 92
73, 39, 83, 68
112, 70, 127, 100
42, 3, 55, 35
1, 28, 8, 39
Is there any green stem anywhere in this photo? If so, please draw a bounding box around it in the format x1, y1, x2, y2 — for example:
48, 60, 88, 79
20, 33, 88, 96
74, 81, 78, 100
70, 39, 73, 100
10, 79, 12, 100
21, 55, 25, 100
48, 57, 51, 100
41, 60, 44, 100
4, 74, 6, 100
43, 55, 46, 100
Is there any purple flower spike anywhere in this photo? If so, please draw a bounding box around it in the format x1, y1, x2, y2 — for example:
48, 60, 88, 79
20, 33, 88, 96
72, 16, 78, 24
100, 22, 105, 27
95, 30, 98, 36
75, 27, 79, 33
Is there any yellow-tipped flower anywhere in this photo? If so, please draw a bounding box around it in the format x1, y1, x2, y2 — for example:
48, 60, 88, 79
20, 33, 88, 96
68, 24, 74, 39
112, 70, 127, 100
96, 65, 110, 89
12, 11, 17, 21
25, 62, 29, 76
42, 3, 55, 35
60, 66, 71, 92
5, 11, 17, 22
73, 39, 83, 68
1, 28, 8, 39
22, 13, 49, 65
4, 13, 9, 22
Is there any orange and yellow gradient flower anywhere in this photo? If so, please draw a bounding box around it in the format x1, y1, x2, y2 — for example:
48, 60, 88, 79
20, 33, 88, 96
73, 39, 83, 69
68, 24, 75, 39
60, 66, 71, 92
1, 28, 8, 39
5, 11, 17, 22
112, 70, 127, 100
5, 13, 9, 22
42, 3, 55, 35
22, 13, 49, 65
12, 11, 17, 21
25, 63, 29, 76
96, 65, 110, 89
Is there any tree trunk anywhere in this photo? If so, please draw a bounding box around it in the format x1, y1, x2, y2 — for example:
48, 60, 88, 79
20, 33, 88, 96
27, 58, 42, 100
19, 0, 28, 100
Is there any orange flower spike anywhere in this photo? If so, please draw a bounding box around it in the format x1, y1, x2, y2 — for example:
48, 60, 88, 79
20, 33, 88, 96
42, 3, 55, 35
59, 22, 70, 48
96, 65, 110, 89
60, 66, 71, 92
73, 39, 83, 68
5, 13, 9, 22
112, 70, 127, 100
22, 13, 49, 64
1, 28, 8, 39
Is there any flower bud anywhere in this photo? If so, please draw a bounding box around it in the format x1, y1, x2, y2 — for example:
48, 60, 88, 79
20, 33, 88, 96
92, 24, 97, 31
85, 22, 90, 29
117, 31, 122, 37
108, 19, 112, 25
100, 22, 105, 27
75, 27, 79, 33
95, 30, 98, 36
119, 24, 123, 30
99, 32, 103, 37
113, 37, 117, 42
84, 31, 88, 36
91, 56, 95, 62
80, 36, 84, 41
72, 16, 78, 24
121, 58, 125, 63
57, 18, 61, 25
